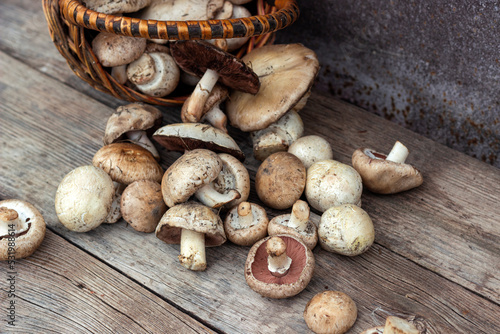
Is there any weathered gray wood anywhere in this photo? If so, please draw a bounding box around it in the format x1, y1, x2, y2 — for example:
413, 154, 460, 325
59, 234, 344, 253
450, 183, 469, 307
1, 51, 499, 333
0, 230, 213, 333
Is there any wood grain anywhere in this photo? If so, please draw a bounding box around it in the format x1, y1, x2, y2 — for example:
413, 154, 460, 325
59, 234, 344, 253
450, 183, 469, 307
1, 51, 499, 333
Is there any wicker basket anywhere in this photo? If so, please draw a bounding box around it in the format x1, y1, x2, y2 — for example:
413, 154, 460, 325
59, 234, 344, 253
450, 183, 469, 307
42, 0, 300, 107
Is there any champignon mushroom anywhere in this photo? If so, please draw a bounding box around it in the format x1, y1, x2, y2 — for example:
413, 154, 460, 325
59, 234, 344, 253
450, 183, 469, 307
352, 141, 424, 194
103, 103, 163, 160
360, 327, 384, 334
170, 40, 259, 127
92, 142, 163, 185
288, 135, 334, 169
303, 291, 358, 334
305, 160, 363, 213
153, 123, 245, 161
55, 165, 115, 232
0, 199, 46, 260
267, 200, 318, 250
92, 32, 146, 68
255, 152, 306, 210
245, 234, 315, 298
84, 0, 151, 14
384, 316, 419, 334
224, 202, 269, 246
319, 204, 375, 256
120, 180, 167, 233
226, 44, 319, 132
161, 149, 240, 208
251, 110, 304, 161
155, 202, 226, 271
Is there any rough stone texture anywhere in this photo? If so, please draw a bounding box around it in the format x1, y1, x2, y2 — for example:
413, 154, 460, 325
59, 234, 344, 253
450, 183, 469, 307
276, 0, 500, 167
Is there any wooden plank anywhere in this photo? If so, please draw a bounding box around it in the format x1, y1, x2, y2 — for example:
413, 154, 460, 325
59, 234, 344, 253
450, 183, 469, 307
1, 52, 499, 333
0, 230, 213, 333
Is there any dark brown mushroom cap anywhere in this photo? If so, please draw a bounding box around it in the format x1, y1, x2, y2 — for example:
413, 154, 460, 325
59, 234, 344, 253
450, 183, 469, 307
92, 142, 163, 185
352, 148, 424, 194
170, 40, 260, 94
153, 123, 245, 161
155, 202, 226, 247
245, 234, 315, 299
0, 199, 46, 261
103, 103, 163, 145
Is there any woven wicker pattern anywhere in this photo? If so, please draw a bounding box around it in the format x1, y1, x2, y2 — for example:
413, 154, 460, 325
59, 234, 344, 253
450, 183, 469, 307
42, 0, 298, 107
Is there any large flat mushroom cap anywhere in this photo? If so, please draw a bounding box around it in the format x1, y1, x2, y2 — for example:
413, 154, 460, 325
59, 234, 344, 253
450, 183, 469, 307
0, 199, 46, 260
227, 44, 320, 132
103, 103, 163, 145
161, 149, 223, 207
156, 202, 226, 247
352, 148, 424, 194
153, 123, 245, 161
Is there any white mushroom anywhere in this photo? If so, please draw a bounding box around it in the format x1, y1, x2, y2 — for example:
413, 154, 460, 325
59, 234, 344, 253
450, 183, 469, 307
84, 0, 151, 14
129, 52, 180, 97
288, 135, 334, 169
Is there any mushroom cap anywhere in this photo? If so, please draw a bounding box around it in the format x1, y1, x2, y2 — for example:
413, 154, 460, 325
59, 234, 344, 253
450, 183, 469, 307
55, 165, 115, 232
352, 148, 424, 194
103, 103, 163, 145
245, 234, 315, 299
153, 123, 245, 161
224, 203, 268, 246
319, 204, 375, 256
92, 32, 146, 67
92, 142, 163, 185
84, 0, 151, 14
161, 149, 223, 207
267, 214, 318, 250
170, 40, 260, 94
288, 135, 334, 169
0, 199, 46, 260
226, 44, 319, 132
215, 153, 250, 209
305, 160, 363, 213
303, 290, 358, 334
255, 152, 306, 210
384, 316, 420, 334
155, 202, 226, 246
132, 52, 180, 97
120, 180, 167, 233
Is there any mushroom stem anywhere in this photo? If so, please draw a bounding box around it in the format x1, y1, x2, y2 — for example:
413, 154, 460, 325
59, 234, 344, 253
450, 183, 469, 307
127, 130, 160, 160
185, 69, 220, 122
195, 184, 241, 208
0, 207, 28, 236
288, 200, 310, 232
237, 202, 254, 228
179, 228, 207, 271
386, 141, 409, 163
201, 106, 228, 132
266, 237, 292, 277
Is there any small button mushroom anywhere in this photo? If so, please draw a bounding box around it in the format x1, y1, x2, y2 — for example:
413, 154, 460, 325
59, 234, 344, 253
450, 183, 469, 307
352, 141, 424, 194
153, 123, 245, 161
288, 135, 334, 169
161, 149, 240, 208
245, 234, 315, 299
92, 32, 146, 68
155, 202, 226, 271
319, 204, 375, 256
303, 291, 358, 334
0, 199, 46, 260
170, 40, 259, 127
120, 180, 167, 233
305, 159, 363, 213
92, 142, 164, 185
224, 202, 269, 246
84, 0, 151, 14
255, 152, 306, 210
55, 165, 115, 232
267, 200, 318, 250
103, 103, 163, 160
251, 110, 304, 161
384, 316, 419, 334
227, 44, 319, 132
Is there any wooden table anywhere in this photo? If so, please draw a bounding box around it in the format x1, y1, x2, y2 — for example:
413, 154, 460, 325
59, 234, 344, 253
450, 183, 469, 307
1, 1, 499, 333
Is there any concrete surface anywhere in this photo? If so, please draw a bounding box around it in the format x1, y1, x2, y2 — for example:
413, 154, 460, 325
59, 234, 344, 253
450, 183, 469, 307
276, 0, 500, 167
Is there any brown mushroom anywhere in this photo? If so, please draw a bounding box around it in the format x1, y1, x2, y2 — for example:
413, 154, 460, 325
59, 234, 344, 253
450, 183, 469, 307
303, 290, 358, 334
352, 141, 424, 194
92, 32, 146, 68
245, 234, 314, 299
224, 202, 268, 246
0, 199, 46, 260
